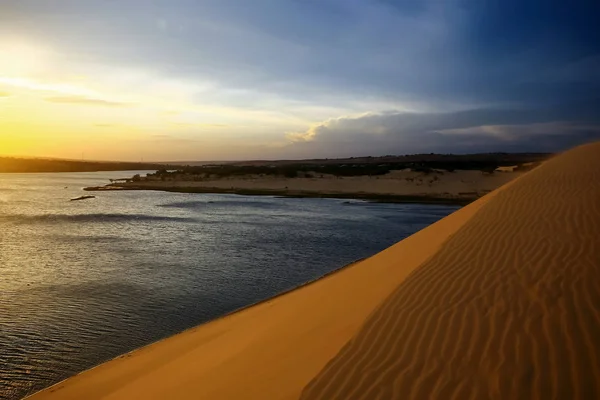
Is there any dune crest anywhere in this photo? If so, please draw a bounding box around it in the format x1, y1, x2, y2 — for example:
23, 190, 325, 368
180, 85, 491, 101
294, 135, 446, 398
25, 143, 599, 400
301, 142, 600, 399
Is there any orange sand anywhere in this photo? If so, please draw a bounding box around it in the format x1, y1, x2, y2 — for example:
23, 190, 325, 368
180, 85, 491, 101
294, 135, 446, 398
302, 142, 600, 399
27, 142, 600, 400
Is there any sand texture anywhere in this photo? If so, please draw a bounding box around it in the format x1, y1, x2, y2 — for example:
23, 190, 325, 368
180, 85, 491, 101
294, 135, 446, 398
302, 142, 600, 399
27, 142, 599, 400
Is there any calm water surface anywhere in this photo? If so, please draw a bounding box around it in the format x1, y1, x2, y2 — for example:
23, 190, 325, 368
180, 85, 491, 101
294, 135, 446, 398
0, 171, 459, 399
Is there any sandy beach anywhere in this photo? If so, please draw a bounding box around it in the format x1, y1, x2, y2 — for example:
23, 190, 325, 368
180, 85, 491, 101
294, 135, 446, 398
28, 142, 600, 400
87, 169, 525, 204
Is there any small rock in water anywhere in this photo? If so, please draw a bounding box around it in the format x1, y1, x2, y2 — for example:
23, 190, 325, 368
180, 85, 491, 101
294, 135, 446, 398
70, 195, 96, 201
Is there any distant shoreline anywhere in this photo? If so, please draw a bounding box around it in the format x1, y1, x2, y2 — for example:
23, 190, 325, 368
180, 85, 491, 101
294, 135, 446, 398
83, 165, 528, 206
84, 184, 477, 205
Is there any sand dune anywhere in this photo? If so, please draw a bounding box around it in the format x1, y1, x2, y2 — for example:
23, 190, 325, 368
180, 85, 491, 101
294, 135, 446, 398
26, 142, 599, 400
302, 142, 600, 399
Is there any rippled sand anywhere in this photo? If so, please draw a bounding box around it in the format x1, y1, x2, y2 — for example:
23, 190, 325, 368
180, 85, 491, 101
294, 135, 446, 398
28, 142, 600, 399
302, 142, 600, 399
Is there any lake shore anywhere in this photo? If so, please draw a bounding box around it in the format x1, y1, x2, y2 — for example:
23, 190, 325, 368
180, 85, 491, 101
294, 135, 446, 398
85, 184, 476, 205
84, 169, 525, 205
28, 141, 600, 400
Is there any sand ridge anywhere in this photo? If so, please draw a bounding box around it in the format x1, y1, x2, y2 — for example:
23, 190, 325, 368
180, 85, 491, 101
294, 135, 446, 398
25, 142, 599, 400
25, 164, 502, 400
301, 142, 600, 399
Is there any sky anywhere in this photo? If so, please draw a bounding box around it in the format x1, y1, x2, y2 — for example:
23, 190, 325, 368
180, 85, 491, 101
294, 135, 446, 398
0, 0, 599, 161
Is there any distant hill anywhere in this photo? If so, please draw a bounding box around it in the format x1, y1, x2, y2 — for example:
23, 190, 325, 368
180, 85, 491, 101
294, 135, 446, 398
0, 152, 552, 173
148, 152, 551, 181
227, 152, 552, 167
0, 157, 174, 173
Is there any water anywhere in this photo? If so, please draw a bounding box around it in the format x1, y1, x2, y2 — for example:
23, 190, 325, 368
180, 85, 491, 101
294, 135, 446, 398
0, 171, 459, 399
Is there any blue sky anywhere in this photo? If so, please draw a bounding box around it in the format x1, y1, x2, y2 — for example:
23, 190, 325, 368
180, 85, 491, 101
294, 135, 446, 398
1, 0, 599, 160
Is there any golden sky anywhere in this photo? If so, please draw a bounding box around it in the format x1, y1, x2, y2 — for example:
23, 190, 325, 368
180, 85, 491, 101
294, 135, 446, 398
0, 38, 319, 161
2, 1, 598, 160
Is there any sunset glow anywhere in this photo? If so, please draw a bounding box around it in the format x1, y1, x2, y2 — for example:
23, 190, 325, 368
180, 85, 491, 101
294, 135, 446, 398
1, 1, 599, 160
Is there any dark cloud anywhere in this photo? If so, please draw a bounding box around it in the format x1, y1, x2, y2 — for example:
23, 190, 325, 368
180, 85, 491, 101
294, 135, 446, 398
44, 96, 132, 107
283, 99, 600, 157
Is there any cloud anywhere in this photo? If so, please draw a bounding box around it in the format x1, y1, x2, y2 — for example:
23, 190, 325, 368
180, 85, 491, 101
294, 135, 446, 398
2, 0, 599, 160
282, 100, 600, 157
44, 95, 132, 107
435, 122, 600, 139
4, 0, 599, 112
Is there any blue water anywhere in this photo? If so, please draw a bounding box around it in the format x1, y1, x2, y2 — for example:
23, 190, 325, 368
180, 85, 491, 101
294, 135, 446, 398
0, 171, 459, 399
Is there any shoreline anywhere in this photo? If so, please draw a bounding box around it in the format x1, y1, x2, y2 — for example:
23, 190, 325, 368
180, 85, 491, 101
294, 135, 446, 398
83, 184, 478, 205
24, 257, 366, 399
28, 172, 498, 400
27, 143, 599, 400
